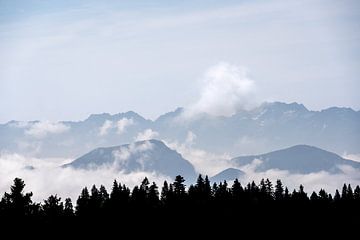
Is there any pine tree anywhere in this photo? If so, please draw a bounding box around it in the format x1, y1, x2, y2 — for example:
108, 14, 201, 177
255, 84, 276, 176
76, 187, 90, 216
173, 175, 186, 198
148, 182, 159, 207
231, 178, 243, 201
341, 184, 347, 200
274, 180, 284, 201
64, 198, 74, 216
265, 179, 273, 199
42, 195, 64, 217
310, 191, 318, 202
90, 185, 102, 213
318, 189, 329, 202
161, 181, 169, 203
204, 176, 212, 200
1, 178, 34, 216
334, 189, 341, 202
99, 185, 109, 209
347, 184, 354, 200
298, 185, 308, 201
354, 186, 360, 200
284, 187, 290, 201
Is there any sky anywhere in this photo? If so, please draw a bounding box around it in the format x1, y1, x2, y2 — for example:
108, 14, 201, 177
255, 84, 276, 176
0, 0, 359, 123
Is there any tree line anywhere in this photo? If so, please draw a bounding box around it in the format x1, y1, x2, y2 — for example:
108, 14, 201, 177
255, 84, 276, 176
0, 175, 359, 218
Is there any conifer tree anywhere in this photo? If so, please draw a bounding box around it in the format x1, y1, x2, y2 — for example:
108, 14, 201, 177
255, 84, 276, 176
274, 180, 284, 201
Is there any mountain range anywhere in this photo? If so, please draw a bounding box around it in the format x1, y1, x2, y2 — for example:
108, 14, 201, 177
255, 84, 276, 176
1, 102, 359, 159
63, 139, 359, 182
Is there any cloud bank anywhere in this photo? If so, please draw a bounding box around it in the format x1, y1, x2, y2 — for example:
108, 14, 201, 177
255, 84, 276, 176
0, 153, 169, 202
116, 118, 134, 134
25, 121, 70, 138
238, 159, 360, 194
99, 120, 113, 136
165, 131, 234, 176
112, 140, 154, 169
135, 129, 159, 141
98, 118, 134, 136
184, 62, 257, 118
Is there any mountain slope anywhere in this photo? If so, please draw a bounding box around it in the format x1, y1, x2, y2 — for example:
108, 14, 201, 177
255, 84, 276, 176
64, 139, 197, 181
232, 145, 360, 174
210, 168, 245, 183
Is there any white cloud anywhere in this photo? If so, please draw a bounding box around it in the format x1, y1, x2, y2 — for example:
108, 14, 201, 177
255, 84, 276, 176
98, 118, 134, 136
238, 159, 360, 194
134, 129, 159, 141
116, 118, 134, 134
112, 140, 153, 168
0, 153, 169, 202
99, 120, 113, 136
165, 139, 234, 176
183, 62, 257, 118
185, 131, 197, 146
25, 121, 70, 138
342, 153, 360, 163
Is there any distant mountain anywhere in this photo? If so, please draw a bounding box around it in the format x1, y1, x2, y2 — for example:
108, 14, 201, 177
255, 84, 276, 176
64, 139, 197, 181
210, 168, 245, 183
1, 102, 359, 158
232, 145, 360, 174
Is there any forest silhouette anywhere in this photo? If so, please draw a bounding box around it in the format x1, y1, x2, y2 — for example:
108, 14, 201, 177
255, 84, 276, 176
0, 175, 359, 232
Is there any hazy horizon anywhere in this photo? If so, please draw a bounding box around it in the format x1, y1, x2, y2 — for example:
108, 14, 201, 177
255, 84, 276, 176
1, 0, 360, 123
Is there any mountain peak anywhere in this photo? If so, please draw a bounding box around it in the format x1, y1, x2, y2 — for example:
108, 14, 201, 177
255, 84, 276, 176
261, 101, 308, 112
155, 107, 184, 122
210, 168, 245, 183
64, 139, 197, 181
86, 113, 112, 121
232, 144, 360, 174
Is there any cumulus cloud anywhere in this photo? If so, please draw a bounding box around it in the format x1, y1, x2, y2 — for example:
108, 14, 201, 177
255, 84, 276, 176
116, 118, 134, 134
184, 62, 257, 118
98, 118, 134, 136
99, 120, 113, 136
112, 140, 153, 168
25, 121, 70, 138
135, 129, 159, 141
165, 132, 234, 176
0, 153, 169, 202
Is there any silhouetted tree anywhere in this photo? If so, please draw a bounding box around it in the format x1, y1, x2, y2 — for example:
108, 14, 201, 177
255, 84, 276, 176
173, 175, 186, 198
347, 184, 354, 200
89, 185, 102, 214
310, 191, 318, 202
341, 184, 348, 200
148, 182, 159, 207
231, 178, 243, 201
42, 195, 64, 217
274, 180, 284, 201
284, 187, 290, 201
161, 181, 169, 203
64, 198, 74, 216
334, 189, 341, 202
318, 189, 329, 202
76, 187, 90, 216
0, 178, 34, 216
99, 185, 109, 209
354, 186, 360, 201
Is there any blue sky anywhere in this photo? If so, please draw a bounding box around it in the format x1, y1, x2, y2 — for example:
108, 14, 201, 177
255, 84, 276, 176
0, 0, 359, 122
